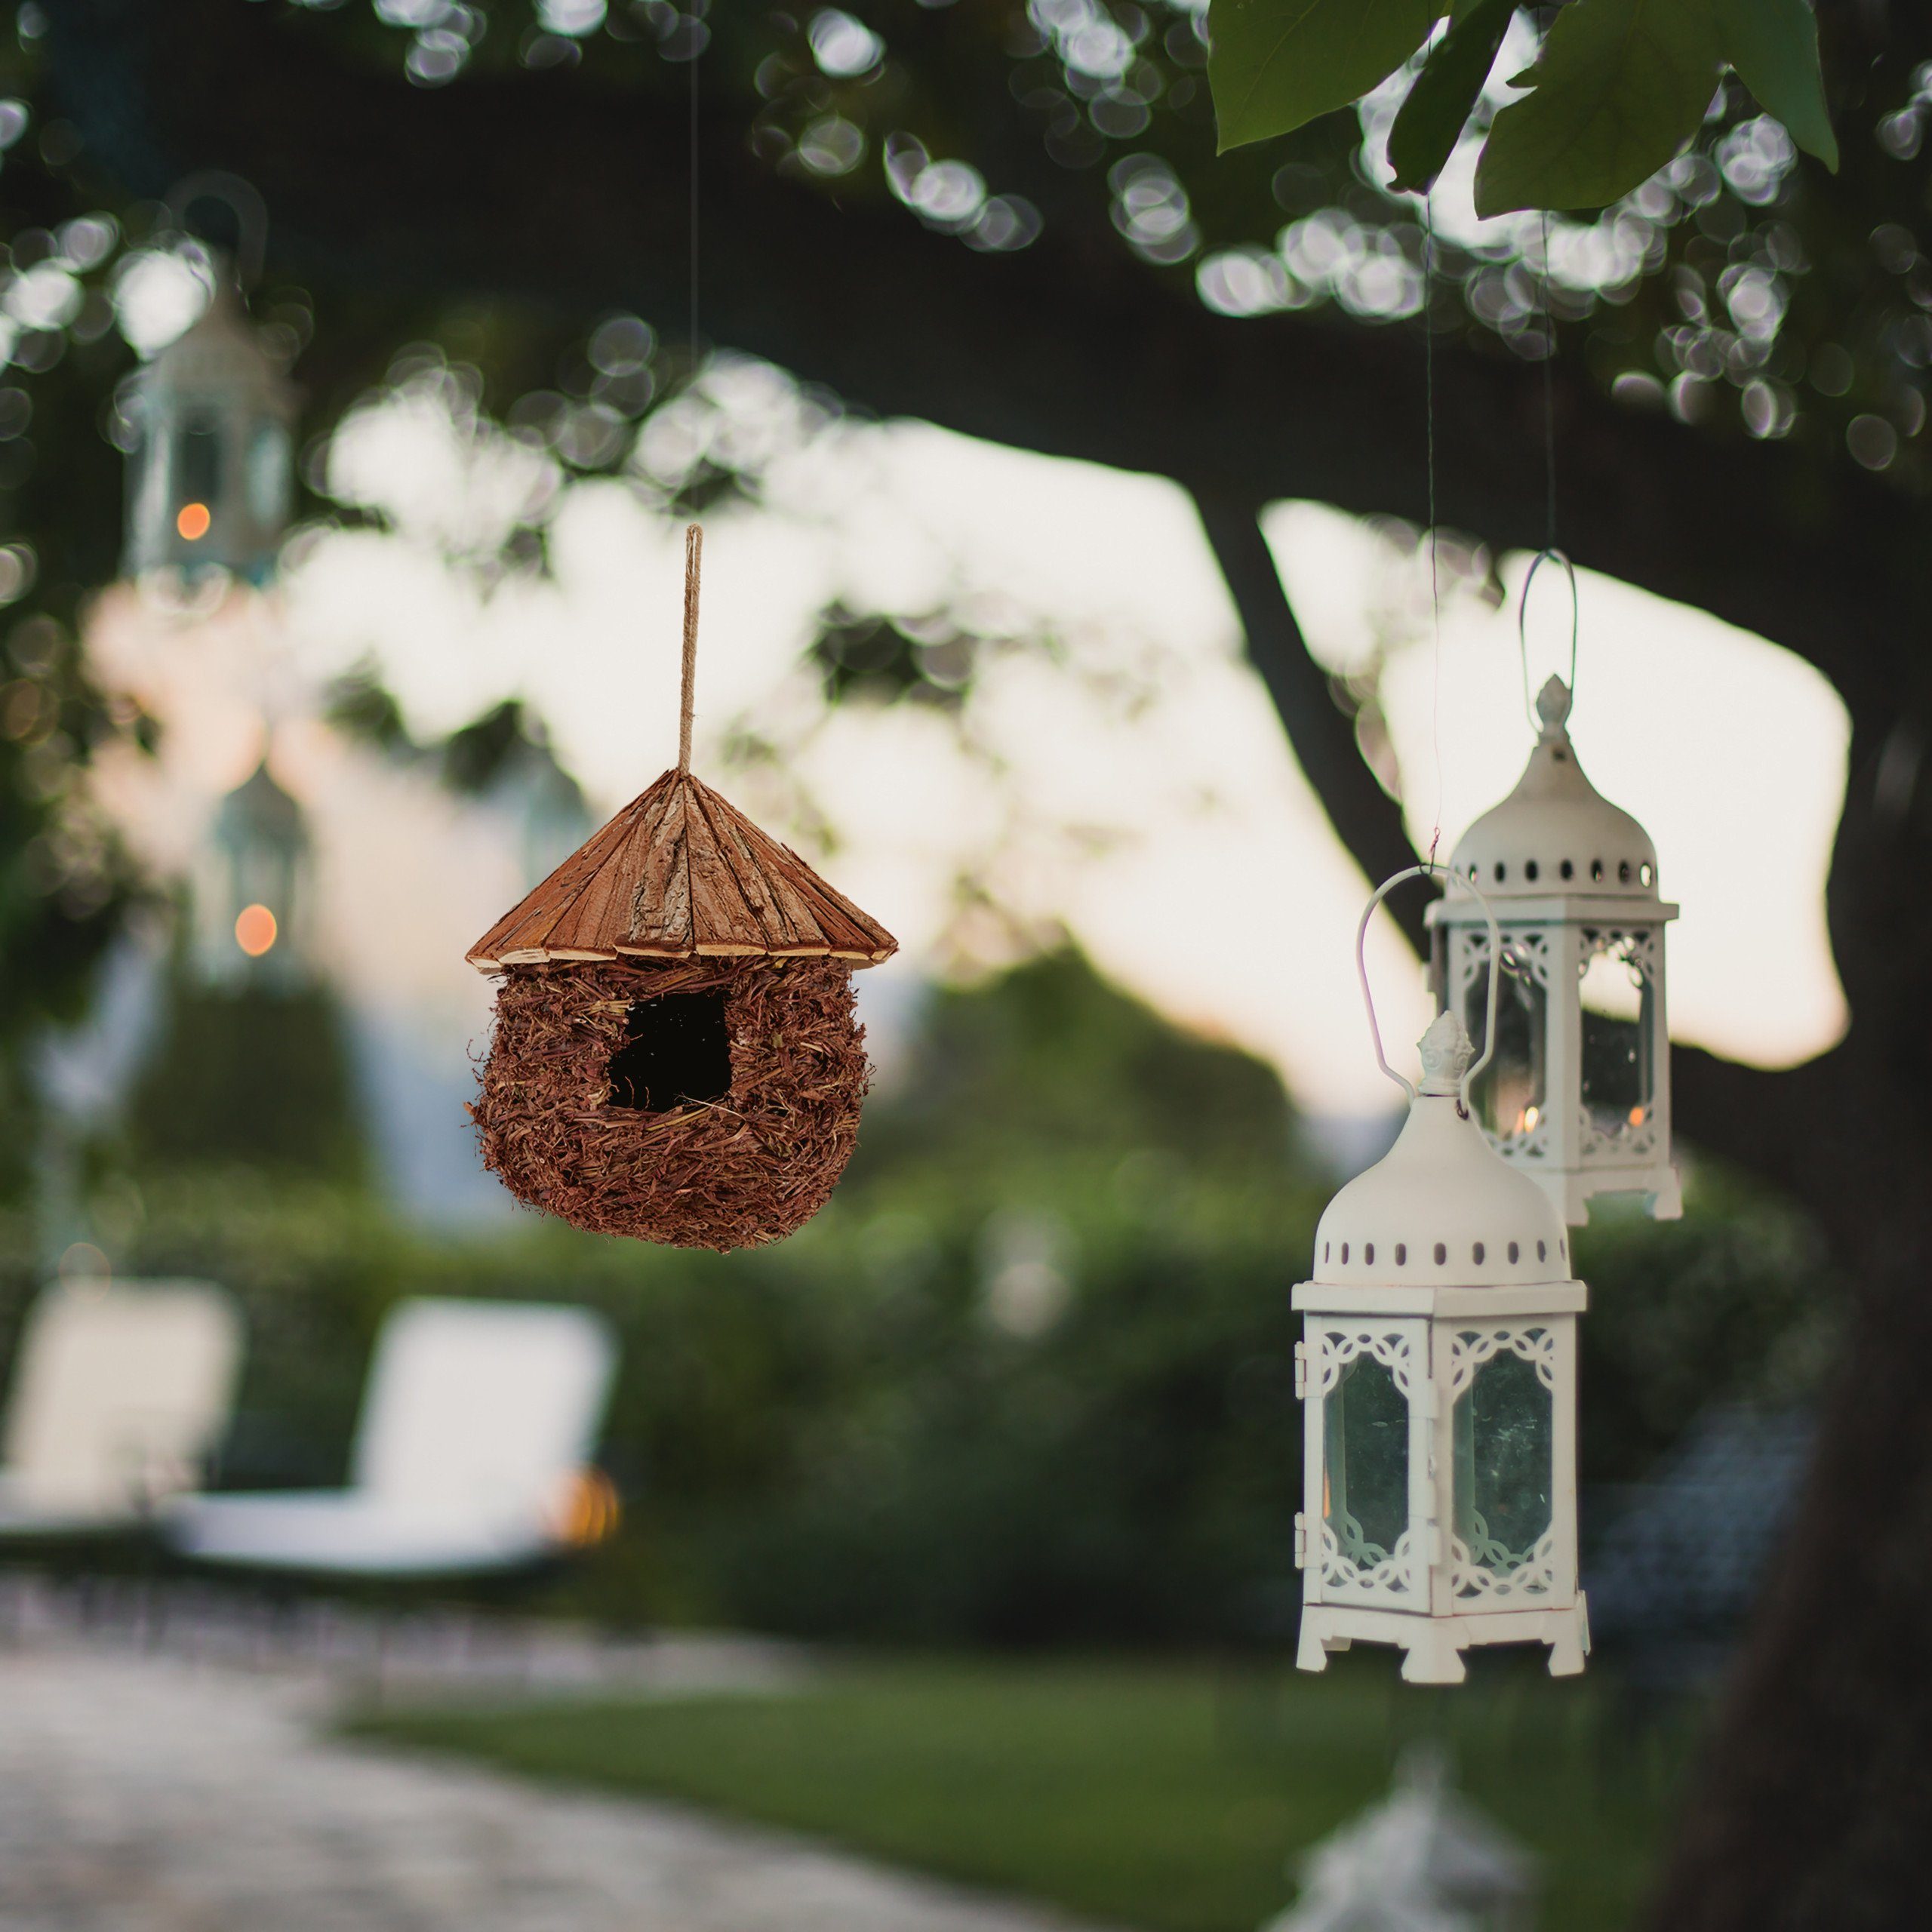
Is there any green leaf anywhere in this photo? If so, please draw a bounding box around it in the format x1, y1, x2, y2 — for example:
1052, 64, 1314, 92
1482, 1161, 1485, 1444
1474, 0, 1723, 217
1208, 0, 1443, 153
1386, 0, 1518, 194
1715, 0, 1838, 170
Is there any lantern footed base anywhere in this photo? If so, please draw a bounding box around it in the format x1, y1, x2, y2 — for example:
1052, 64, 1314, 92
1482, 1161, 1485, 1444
1297, 1600, 1592, 1684
1552, 1164, 1683, 1226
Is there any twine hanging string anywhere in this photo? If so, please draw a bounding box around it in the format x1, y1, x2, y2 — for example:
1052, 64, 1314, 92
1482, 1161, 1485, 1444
678, 521, 703, 774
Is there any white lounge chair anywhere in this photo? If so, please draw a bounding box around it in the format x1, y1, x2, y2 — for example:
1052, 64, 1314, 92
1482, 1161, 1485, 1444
164, 1297, 617, 1578
0, 1278, 242, 1535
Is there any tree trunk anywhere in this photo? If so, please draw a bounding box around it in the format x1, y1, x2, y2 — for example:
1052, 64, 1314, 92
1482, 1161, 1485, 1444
1643, 709, 1932, 1928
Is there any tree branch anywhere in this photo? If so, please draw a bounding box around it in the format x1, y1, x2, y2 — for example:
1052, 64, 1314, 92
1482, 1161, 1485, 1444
1197, 486, 1852, 1192
1192, 490, 1426, 951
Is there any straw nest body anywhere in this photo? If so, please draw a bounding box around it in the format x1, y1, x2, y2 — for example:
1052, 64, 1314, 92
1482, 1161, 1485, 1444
472, 955, 871, 1252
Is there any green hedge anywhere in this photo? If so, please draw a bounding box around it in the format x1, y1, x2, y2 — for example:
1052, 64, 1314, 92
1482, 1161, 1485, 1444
0, 952, 1841, 1641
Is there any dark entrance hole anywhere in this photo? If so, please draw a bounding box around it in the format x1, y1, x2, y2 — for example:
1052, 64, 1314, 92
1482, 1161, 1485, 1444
606, 990, 732, 1112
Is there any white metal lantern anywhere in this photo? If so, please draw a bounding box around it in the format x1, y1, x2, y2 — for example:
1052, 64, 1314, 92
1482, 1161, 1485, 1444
1295, 869, 1589, 1686
124, 178, 294, 584
125, 275, 294, 583
1426, 584, 1679, 1224
192, 757, 309, 988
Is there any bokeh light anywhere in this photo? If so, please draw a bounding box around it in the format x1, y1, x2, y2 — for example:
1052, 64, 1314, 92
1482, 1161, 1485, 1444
235, 903, 278, 956
177, 502, 211, 541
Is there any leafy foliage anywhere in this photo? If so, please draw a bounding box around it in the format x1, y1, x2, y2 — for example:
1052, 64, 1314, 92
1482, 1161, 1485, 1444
1386, 0, 1515, 194
1715, 0, 1838, 173
1207, 0, 1443, 154
1475, 0, 1727, 216
1208, 0, 1838, 211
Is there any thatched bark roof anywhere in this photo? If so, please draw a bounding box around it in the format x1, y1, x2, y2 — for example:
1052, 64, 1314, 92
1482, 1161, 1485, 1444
467, 768, 897, 971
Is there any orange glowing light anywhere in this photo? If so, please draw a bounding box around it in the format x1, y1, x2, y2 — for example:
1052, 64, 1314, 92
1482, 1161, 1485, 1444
553, 1467, 622, 1548
1628, 1105, 1647, 1128
235, 903, 278, 957
177, 502, 212, 541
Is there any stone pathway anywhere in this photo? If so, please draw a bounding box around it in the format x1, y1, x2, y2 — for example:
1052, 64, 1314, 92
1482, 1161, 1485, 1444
0, 1611, 1106, 1932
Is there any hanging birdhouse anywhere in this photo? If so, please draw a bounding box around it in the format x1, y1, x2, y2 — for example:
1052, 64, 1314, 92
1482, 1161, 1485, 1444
1426, 564, 1679, 1226
1295, 869, 1589, 1686
123, 179, 295, 585
466, 529, 897, 1251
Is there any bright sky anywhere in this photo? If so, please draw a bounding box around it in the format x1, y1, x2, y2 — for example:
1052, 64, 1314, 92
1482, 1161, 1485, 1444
91, 378, 1850, 1124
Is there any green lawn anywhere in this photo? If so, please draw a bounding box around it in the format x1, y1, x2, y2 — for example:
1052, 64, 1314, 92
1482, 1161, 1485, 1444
349, 1654, 1692, 1932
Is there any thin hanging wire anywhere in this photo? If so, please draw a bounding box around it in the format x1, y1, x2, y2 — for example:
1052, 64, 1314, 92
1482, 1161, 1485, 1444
1540, 209, 1556, 550
689, 22, 701, 365
1514, 209, 1576, 728
1423, 193, 1443, 869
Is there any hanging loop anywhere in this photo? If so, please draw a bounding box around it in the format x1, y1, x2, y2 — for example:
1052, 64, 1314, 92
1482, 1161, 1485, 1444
1355, 865, 1502, 1112
1517, 547, 1578, 729
165, 171, 269, 289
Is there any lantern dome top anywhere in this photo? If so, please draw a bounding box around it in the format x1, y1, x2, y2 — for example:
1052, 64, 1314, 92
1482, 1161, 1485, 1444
1312, 1015, 1571, 1289
144, 278, 292, 410
467, 767, 897, 972
214, 757, 305, 854
1445, 677, 1657, 900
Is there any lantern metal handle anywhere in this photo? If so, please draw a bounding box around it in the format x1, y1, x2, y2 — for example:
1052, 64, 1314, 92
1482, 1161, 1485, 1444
166, 171, 269, 289
1518, 547, 1578, 729
1355, 864, 1502, 1110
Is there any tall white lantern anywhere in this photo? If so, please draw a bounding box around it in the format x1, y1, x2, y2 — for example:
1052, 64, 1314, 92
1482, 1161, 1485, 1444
124, 177, 294, 585
1426, 672, 1679, 1226
1295, 870, 1589, 1685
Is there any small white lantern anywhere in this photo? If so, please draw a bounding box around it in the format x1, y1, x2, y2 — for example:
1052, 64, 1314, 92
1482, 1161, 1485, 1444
192, 757, 309, 987
1295, 869, 1589, 1686
1427, 668, 1680, 1225
124, 183, 294, 584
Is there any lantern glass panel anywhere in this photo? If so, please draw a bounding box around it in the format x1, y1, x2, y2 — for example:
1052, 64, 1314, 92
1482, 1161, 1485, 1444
1463, 940, 1547, 1143
1451, 1343, 1552, 1574
1579, 937, 1655, 1138
176, 414, 222, 503
248, 420, 291, 527
1323, 1353, 1409, 1567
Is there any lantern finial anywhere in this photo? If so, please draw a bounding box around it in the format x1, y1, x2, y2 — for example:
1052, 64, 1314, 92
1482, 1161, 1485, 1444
1417, 1011, 1473, 1094
1535, 675, 1573, 734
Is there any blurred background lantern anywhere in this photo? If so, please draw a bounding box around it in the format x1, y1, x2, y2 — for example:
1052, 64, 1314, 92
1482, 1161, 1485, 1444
1296, 872, 1589, 1686
192, 754, 309, 991
122, 174, 296, 585
1428, 587, 1680, 1224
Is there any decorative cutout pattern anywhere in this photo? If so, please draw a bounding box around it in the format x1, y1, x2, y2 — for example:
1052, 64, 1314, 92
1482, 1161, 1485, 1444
1320, 1521, 1421, 1601
1451, 1525, 1558, 1604
1445, 1325, 1556, 1399
1314, 1326, 1417, 1396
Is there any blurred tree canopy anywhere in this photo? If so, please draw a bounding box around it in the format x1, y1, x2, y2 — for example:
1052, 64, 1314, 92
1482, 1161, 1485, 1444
5, 0, 1932, 1919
